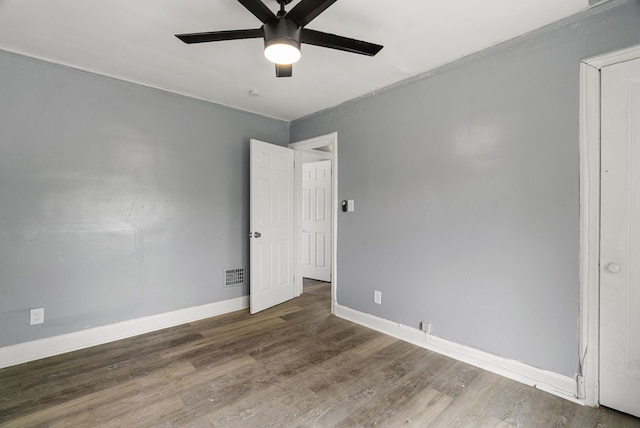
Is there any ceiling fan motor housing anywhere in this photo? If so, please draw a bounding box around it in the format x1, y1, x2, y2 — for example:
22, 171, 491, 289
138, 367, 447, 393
264, 19, 301, 52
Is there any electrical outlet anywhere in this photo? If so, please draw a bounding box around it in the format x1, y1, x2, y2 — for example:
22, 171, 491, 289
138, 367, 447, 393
374, 290, 382, 304
420, 321, 431, 334
30, 308, 44, 325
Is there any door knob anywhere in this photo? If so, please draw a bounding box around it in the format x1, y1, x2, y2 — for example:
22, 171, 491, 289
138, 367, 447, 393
253, 232, 262, 238
606, 263, 621, 273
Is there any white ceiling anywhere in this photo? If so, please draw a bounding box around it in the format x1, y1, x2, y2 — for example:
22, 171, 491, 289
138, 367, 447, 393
0, 0, 589, 121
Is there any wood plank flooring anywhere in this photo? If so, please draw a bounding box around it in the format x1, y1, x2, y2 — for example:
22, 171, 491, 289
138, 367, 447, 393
1, 279, 638, 427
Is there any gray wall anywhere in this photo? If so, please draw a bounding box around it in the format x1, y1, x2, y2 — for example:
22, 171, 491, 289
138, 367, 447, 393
291, 0, 640, 376
0, 52, 288, 347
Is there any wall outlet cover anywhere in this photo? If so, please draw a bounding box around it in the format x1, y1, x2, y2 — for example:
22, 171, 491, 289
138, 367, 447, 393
30, 308, 44, 325
374, 290, 382, 304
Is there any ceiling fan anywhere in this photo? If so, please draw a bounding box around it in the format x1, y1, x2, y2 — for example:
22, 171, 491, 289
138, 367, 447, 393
175, 0, 383, 77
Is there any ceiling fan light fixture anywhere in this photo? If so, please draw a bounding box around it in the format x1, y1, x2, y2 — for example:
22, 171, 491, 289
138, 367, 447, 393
264, 39, 301, 64
263, 18, 302, 65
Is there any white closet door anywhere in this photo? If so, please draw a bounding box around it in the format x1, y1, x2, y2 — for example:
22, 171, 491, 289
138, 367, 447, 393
600, 57, 640, 418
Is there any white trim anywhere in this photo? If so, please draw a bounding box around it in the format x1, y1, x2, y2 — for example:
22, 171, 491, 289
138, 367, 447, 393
578, 43, 640, 407
0, 296, 248, 369
290, 132, 338, 314
297, 148, 332, 160
578, 61, 602, 406
293, 149, 304, 297
335, 304, 581, 404
583, 43, 640, 69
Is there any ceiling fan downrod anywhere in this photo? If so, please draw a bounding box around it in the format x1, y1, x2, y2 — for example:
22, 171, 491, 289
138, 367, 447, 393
276, 0, 293, 17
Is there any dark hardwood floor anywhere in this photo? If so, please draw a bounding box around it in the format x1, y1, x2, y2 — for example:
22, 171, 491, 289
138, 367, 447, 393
1, 280, 638, 427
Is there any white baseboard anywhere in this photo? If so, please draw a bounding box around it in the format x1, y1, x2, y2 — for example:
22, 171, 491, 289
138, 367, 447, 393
0, 296, 248, 369
335, 304, 583, 405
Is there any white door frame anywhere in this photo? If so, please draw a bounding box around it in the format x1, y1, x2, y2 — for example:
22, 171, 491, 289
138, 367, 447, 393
579, 43, 640, 407
289, 132, 338, 313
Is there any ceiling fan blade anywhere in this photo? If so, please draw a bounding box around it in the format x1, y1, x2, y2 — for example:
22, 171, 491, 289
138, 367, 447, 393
176, 28, 263, 44
237, 0, 277, 23
285, 0, 338, 27
301, 29, 383, 56
275, 63, 293, 77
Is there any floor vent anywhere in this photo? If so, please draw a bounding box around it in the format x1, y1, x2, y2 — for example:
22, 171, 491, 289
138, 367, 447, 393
225, 267, 245, 287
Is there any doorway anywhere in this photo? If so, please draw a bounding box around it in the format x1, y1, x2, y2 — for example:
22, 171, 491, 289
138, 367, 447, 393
290, 133, 338, 313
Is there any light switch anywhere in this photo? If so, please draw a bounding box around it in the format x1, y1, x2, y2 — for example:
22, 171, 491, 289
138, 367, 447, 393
346, 200, 355, 212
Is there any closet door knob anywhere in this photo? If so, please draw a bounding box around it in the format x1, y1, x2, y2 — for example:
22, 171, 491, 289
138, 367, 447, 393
606, 263, 621, 273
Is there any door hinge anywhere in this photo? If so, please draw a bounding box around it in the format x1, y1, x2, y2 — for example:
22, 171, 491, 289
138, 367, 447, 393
576, 375, 586, 399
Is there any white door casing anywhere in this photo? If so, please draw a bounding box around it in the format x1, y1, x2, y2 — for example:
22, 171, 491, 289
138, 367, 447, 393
599, 57, 640, 418
302, 160, 332, 282
249, 139, 296, 314
290, 132, 338, 311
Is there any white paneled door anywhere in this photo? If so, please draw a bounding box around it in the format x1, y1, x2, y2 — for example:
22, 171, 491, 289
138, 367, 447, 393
249, 139, 295, 314
302, 160, 332, 282
600, 57, 640, 418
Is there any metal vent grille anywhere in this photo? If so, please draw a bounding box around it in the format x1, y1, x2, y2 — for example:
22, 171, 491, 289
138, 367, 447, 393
225, 267, 245, 287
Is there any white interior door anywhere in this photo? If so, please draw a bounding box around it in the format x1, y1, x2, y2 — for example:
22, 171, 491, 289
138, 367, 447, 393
600, 57, 640, 418
249, 139, 295, 314
302, 160, 332, 282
